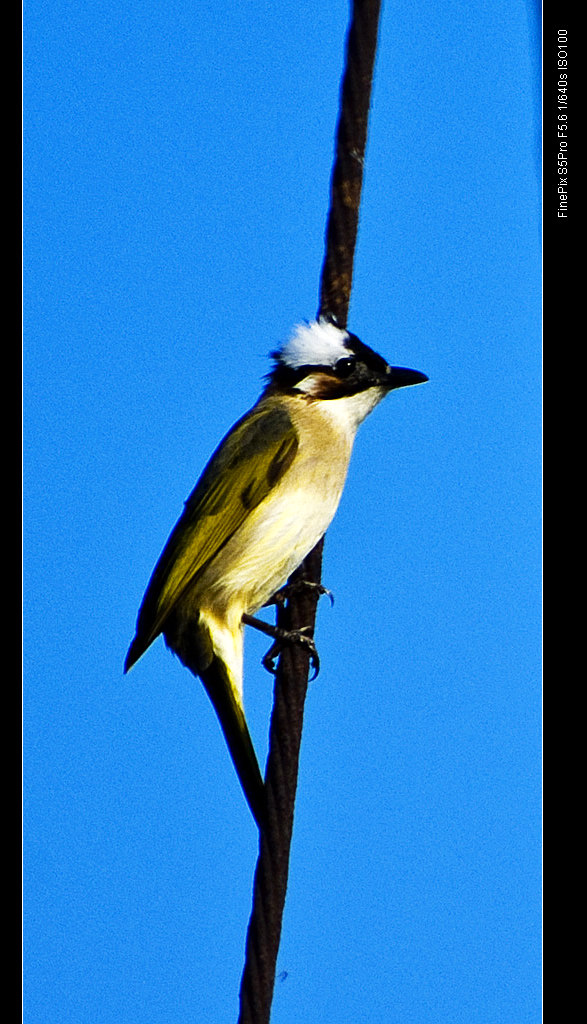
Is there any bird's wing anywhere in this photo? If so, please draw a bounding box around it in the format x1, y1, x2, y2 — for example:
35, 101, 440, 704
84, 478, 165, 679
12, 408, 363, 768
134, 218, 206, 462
124, 400, 299, 670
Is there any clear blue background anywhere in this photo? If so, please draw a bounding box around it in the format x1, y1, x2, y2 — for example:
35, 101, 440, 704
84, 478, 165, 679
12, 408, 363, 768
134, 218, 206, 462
24, 2, 541, 1021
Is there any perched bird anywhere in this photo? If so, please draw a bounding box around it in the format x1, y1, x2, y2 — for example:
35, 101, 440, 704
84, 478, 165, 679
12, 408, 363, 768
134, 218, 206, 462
124, 316, 427, 827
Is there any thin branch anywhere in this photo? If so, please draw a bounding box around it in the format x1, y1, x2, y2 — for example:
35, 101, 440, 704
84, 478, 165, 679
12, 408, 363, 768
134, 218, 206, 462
238, 4, 382, 1020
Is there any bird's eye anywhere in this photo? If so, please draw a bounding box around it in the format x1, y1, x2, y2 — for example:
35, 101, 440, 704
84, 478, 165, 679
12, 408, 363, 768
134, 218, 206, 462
335, 356, 356, 377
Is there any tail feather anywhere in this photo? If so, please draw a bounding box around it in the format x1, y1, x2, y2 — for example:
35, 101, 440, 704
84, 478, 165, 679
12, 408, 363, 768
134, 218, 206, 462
124, 614, 265, 828
199, 657, 266, 829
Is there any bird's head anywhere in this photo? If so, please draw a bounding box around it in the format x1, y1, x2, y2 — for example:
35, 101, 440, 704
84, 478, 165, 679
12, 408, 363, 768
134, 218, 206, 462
267, 316, 428, 423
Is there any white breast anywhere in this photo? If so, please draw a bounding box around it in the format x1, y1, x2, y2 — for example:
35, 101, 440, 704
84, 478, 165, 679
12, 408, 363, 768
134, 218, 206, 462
194, 393, 360, 619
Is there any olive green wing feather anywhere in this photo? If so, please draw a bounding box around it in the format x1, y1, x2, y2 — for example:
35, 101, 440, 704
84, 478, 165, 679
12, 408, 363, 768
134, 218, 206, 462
124, 402, 298, 670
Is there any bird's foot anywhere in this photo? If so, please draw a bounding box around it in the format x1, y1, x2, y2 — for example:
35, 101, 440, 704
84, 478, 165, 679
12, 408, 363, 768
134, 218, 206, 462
242, 614, 320, 679
267, 579, 334, 609
261, 627, 320, 679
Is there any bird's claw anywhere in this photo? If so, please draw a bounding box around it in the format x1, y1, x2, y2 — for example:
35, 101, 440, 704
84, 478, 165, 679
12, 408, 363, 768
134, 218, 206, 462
268, 579, 334, 609
261, 626, 320, 679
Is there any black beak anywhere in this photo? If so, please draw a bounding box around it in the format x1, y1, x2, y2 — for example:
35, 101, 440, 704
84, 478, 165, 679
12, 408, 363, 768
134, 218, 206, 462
384, 366, 429, 390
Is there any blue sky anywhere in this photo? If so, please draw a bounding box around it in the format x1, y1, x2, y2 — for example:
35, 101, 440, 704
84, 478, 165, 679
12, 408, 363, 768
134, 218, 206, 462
24, 2, 541, 1021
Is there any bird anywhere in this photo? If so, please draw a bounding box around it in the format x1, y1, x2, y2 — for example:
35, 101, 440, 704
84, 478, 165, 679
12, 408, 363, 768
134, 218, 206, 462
124, 316, 427, 828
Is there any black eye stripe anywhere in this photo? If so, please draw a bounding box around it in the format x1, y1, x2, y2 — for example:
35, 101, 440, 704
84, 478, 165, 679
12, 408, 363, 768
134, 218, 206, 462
269, 334, 390, 391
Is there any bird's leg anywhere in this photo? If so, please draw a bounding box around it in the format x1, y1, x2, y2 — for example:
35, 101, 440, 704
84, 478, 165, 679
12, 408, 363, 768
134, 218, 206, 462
264, 578, 334, 610
242, 613, 320, 679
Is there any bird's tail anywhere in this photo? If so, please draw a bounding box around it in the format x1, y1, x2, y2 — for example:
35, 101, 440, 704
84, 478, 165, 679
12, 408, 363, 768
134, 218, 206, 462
199, 655, 266, 829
